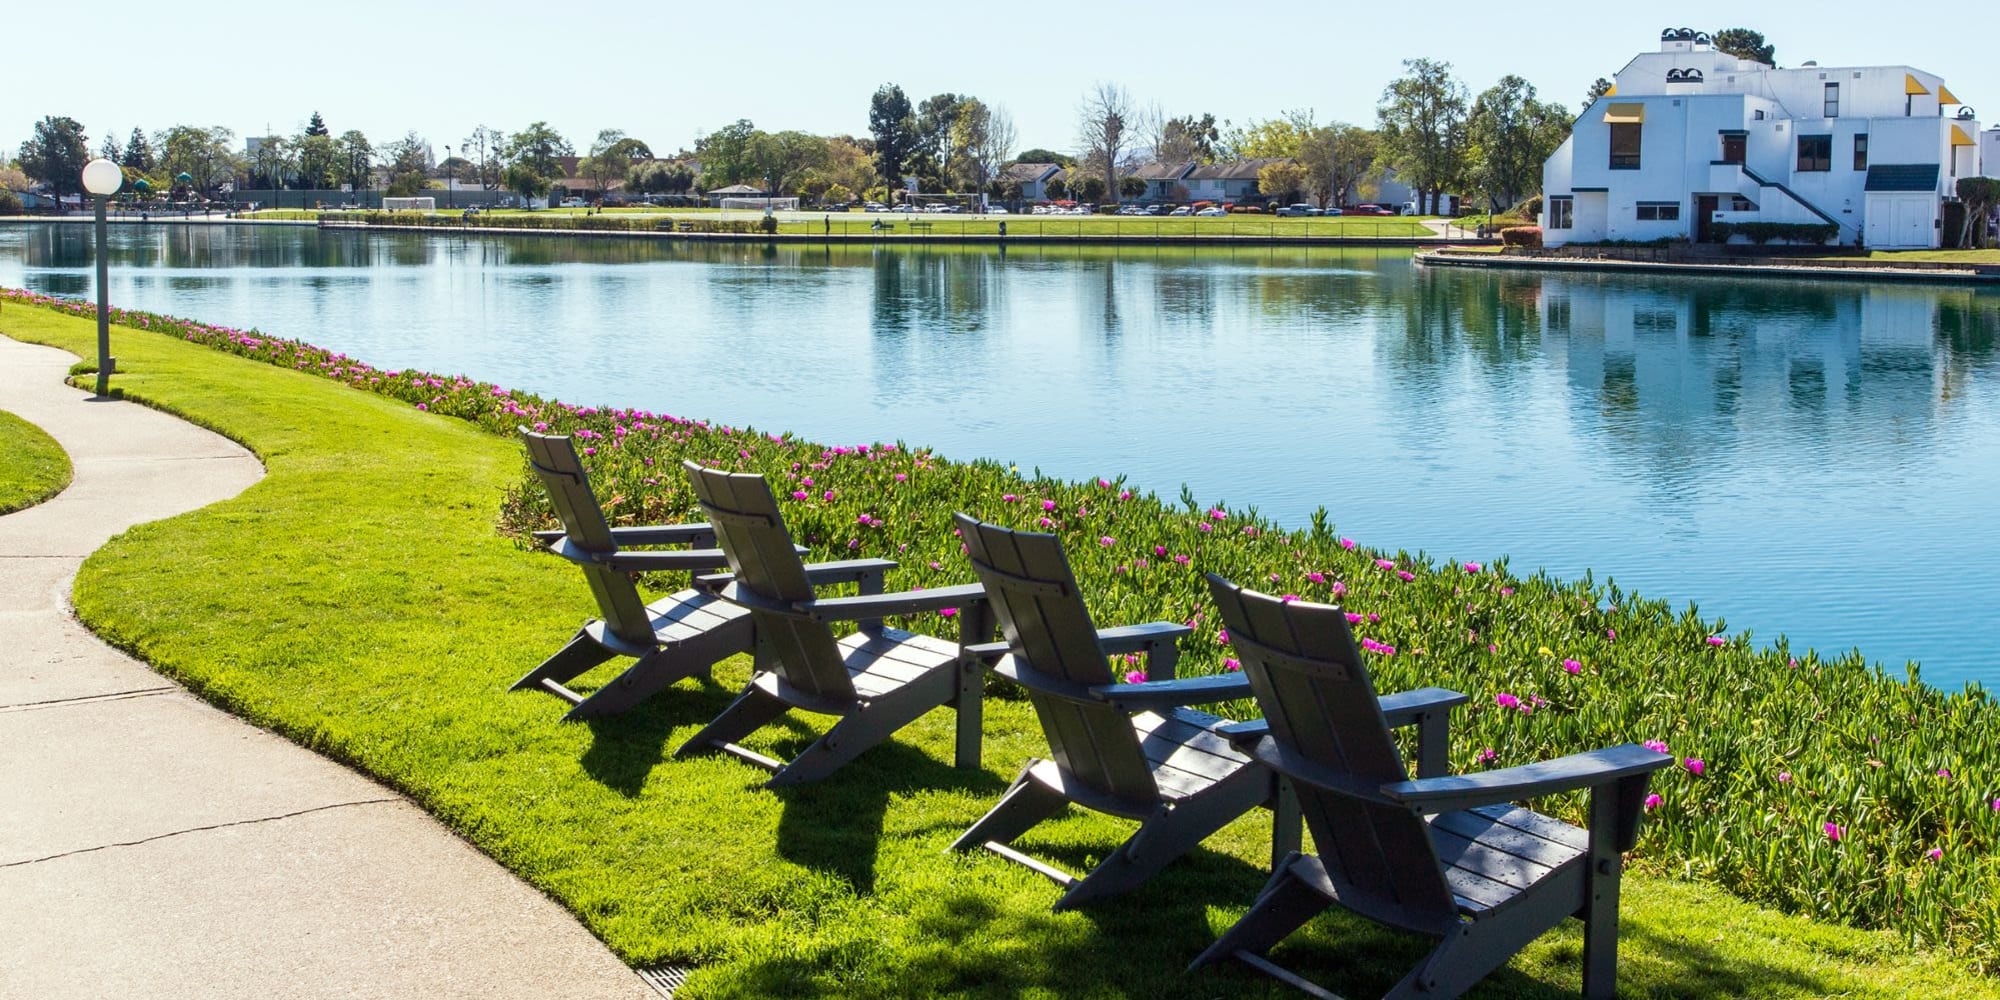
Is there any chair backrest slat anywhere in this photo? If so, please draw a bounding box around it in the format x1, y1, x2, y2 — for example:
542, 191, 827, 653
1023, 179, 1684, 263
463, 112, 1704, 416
1206, 573, 1457, 925
520, 429, 652, 646
957, 514, 1155, 803
684, 462, 853, 700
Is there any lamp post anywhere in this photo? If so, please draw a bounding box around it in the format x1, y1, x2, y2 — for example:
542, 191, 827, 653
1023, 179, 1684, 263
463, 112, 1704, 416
443, 145, 453, 209
81, 158, 123, 398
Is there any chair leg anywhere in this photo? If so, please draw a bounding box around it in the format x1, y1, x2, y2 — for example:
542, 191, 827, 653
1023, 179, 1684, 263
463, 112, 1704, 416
511, 630, 614, 692
673, 685, 789, 760
949, 763, 1068, 852
563, 626, 744, 720
1057, 768, 1268, 911
765, 687, 937, 788
1189, 853, 1334, 971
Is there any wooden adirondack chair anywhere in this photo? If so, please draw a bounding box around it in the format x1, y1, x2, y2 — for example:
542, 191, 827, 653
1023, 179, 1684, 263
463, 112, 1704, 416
949, 514, 1469, 912
513, 429, 756, 720
1196, 573, 1672, 1000
674, 462, 992, 787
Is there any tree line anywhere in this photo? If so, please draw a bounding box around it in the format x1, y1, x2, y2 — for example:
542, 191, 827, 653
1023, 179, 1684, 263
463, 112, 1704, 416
7, 30, 1778, 213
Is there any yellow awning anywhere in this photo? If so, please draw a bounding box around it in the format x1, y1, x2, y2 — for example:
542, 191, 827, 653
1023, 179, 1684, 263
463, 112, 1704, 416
1905, 74, 1930, 96
1938, 84, 1960, 105
1951, 124, 1975, 147
1603, 103, 1645, 124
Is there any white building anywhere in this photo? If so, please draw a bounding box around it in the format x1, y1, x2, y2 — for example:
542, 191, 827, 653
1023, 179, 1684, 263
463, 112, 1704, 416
1541, 28, 1986, 249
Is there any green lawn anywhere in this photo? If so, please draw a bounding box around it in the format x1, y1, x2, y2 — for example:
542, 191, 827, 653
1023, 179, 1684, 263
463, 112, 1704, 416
0, 407, 72, 514
1867, 249, 2000, 264
1, 304, 1995, 998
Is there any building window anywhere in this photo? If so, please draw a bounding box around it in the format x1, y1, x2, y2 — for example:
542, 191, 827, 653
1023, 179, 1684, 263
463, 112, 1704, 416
1730, 195, 1757, 211
1637, 202, 1682, 221
1609, 123, 1642, 169
1548, 196, 1574, 229
1824, 83, 1840, 117
1853, 134, 1869, 171
1797, 135, 1833, 172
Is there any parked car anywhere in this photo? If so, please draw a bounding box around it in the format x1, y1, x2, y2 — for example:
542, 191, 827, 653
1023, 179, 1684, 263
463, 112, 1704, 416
985, 206, 1009, 215
1344, 203, 1393, 216
1117, 205, 1143, 215
1321, 207, 1343, 216
1194, 206, 1228, 217
1142, 204, 1165, 215
863, 201, 887, 212
559, 197, 585, 208
1168, 206, 1193, 216
1275, 203, 1320, 217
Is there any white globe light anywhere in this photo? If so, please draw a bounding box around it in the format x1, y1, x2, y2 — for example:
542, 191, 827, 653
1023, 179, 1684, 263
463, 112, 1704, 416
82, 158, 123, 196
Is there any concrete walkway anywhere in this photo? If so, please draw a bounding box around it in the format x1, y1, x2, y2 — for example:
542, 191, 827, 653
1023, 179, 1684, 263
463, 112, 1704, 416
0, 336, 651, 999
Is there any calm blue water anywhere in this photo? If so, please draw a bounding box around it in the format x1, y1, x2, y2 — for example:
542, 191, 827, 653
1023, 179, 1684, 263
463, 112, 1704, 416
4, 223, 1998, 690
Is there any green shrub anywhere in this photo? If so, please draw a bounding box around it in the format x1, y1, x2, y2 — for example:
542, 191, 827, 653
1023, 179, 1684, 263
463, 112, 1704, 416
1500, 225, 1543, 248
1712, 221, 1838, 245
0, 190, 22, 215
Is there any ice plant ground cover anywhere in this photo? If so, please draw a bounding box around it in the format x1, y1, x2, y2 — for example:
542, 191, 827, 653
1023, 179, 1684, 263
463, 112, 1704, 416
2, 290, 1997, 997
0, 406, 72, 515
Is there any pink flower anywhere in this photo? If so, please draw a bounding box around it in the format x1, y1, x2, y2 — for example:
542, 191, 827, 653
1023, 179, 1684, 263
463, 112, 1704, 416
1494, 693, 1521, 710
822, 490, 836, 501
1307, 572, 1325, 584
414, 403, 428, 411
1823, 822, 1844, 842
1330, 581, 1347, 597
1937, 768, 1952, 779
1217, 629, 1229, 645
1098, 535, 1115, 546
1375, 559, 1396, 571
1002, 493, 1019, 502
1706, 636, 1726, 647
1500, 586, 1515, 596
1042, 499, 1057, 511
1173, 554, 1190, 566
1124, 670, 1148, 684
531, 421, 548, 432
1360, 638, 1396, 656
1208, 508, 1227, 521
1366, 612, 1380, 623
1397, 570, 1415, 582
1606, 628, 1617, 640
1035, 517, 1053, 528
1778, 771, 1793, 784
938, 608, 958, 618
1154, 545, 1168, 557
1644, 739, 1670, 755
1118, 490, 1132, 501
1476, 747, 1498, 765
1463, 562, 1482, 573
1561, 658, 1583, 675
1097, 478, 1111, 489
791, 490, 809, 501
893, 472, 907, 482
1198, 522, 1213, 533
1223, 658, 1241, 672
801, 477, 814, 486
1684, 758, 1705, 776
1339, 537, 1356, 550
1643, 793, 1663, 811
1927, 847, 1944, 861
1280, 594, 1300, 602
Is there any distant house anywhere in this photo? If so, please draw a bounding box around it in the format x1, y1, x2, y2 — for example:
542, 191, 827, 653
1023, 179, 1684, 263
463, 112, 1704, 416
1185, 159, 1291, 203
1000, 162, 1063, 202
1128, 160, 1196, 202
705, 183, 767, 206
1541, 28, 1988, 249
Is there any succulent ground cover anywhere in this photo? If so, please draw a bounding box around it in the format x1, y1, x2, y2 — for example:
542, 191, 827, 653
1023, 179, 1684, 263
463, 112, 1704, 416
0, 406, 72, 514
4, 288, 1997, 995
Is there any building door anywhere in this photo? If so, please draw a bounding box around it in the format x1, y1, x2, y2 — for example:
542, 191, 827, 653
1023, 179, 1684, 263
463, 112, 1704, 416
1696, 195, 1719, 242
1721, 134, 1745, 164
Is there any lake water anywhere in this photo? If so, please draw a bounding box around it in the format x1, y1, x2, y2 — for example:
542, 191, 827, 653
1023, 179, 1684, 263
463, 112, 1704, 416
4, 222, 1997, 691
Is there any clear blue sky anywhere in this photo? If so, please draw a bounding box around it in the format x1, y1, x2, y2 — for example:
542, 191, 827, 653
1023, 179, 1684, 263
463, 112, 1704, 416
10, 0, 1993, 160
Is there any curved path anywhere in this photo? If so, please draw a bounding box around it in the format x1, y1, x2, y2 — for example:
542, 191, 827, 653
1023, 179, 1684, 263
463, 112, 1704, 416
0, 336, 651, 999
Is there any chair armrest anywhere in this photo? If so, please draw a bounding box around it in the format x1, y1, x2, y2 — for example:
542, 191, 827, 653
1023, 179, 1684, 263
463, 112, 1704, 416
599, 549, 735, 573
1377, 687, 1469, 727
533, 523, 717, 547
1096, 621, 1192, 654
1381, 744, 1672, 815
963, 640, 1010, 663
796, 582, 987, 623
990, 657, 1098, 702
1213, 687, 1468, 753
801, 558, 899, 586
1089, 672, 1253, 711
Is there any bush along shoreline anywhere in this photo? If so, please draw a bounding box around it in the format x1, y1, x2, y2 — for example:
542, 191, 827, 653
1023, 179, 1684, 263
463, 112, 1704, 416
5, 285, 1996, 971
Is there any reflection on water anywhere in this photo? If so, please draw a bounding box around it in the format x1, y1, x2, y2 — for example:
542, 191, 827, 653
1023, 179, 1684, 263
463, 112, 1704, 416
3, 223, 1997, 690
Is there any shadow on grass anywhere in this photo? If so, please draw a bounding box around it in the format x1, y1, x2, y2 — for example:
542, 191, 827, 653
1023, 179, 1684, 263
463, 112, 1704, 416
768, 736, 1007, 896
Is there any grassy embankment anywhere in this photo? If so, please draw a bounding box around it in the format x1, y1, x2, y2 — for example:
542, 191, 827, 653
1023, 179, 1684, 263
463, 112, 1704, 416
1868, 249, 2000, 265
0, 407, 73, 514
1, 294, 1996, 998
